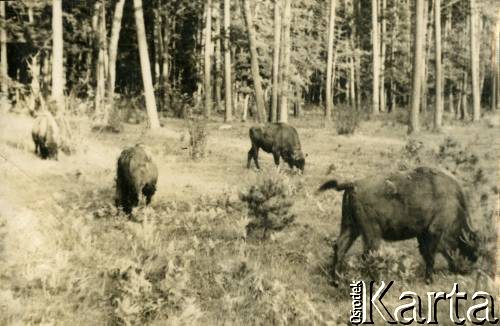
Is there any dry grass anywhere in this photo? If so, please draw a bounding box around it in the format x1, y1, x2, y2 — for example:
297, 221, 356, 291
0, 110, 498, 324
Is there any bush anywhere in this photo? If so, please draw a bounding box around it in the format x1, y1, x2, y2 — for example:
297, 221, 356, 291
334, 105, 359, 135
187, 119, 208, 160
240, 172, 296, 239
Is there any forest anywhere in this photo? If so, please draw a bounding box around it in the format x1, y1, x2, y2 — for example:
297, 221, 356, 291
0, 0, 498, 324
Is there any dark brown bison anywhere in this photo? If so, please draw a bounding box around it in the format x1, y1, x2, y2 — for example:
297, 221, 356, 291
32, 111, 61, 160
247, 123, 306, 172
318, 167, 479, 286
116, 144, 158, 214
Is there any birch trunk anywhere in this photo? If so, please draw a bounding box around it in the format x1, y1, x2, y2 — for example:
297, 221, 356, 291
133, 0, 160, 128
470, 0, 481, 121
223, 0, 232, 122
325, 0, 337, 120
108, 0, 126, 109
278, 0, 291, 123
0, 1, 8, 112
214, 0, 222, 112
52, 0, 65, 113
433, 0, 443, 131
271, 0, 282, 122
371, 0, 380, 115
409, 0, 425, 133
241, 0, 266, 122
204, 0, 213, 118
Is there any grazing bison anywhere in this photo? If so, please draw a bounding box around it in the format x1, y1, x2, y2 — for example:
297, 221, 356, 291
318, 167, 479, 286
32, 111, 61, 160
247, 123, 306, 172
116, 144, 158, 214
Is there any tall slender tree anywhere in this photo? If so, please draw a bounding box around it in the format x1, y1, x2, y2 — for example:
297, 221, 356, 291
133, 0, 160, 128
223, 0, 232, 122
204, 0, 213, 118
325, 0, 337, 120
433, 0, 443, 131
278, 0, 291, 123
214, 0, 222, 113
108, 0, 126, 109
271, 0, 282, 122
409, 0, 425, 133
0, 1, 8, 112
371, 0, 380, 115
379, 0, 387, 112
241, 0, 266, 122
52, 0, 65, 113
470, 0, 481, 121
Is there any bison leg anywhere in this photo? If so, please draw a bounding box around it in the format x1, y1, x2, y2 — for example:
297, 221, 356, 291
417, 233, 441, 284
247, 146, 260, 169
331, 227, 359, 287
143, 184, 156, 205
272, 152, 280, 168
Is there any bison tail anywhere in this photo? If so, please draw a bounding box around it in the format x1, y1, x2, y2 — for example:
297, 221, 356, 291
317, 180, 354, 192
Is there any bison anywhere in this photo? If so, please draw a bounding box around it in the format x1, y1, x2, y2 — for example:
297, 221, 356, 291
247, 123, 306, 172
318, 166, 479, 286
116, 144, 158, 214
32, 111, 61, 160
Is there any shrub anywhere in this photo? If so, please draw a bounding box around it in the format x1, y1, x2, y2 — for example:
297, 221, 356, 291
334, 105, 359, 135
240, 172, 296, 239
187, 119, 208, 160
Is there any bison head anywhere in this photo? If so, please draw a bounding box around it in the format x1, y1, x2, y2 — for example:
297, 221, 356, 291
292, 151, 306, 172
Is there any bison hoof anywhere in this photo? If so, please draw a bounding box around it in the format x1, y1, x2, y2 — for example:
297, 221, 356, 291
425, 276, 433, 285
329, 278, 339, 287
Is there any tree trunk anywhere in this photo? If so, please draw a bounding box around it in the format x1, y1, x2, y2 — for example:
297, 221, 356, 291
223, 0, 232, 122
421, 0, 431, 113
470, 0, 480, 121
241, 0, 266, 122
325, 0, 337, 120
204, 0, 213, 118
108, 0, 126, 111
95, 2, 107, 120
0, 1, 8, 112
371, 0, 380, 115
133, 0, 160, 128
379, 0, 386, 112
214, 0, 222, 113
433, 0, 443, 131
242, 93, 249, 122
492, 18, 499, 111
409, 0, 425, 133
448, 92, 454, 116
278, 0, 291, 123
52, 0, 65, 113
271, 0, 282, 122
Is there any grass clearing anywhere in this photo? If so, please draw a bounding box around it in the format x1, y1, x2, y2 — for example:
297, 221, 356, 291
0, 111, 497, 324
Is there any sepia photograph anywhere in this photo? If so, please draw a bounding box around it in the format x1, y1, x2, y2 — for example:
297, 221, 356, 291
0, 0, 498, 324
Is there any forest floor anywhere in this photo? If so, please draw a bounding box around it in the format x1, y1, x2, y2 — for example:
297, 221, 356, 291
0, 109, 498, 325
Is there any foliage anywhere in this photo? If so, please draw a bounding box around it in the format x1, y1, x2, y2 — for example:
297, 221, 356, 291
240, 172, 296, 239
334, 104, 359, 135
187, 118, 209, 160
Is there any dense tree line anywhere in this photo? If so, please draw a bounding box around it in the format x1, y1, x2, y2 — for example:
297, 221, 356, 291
0, 0, 499, 132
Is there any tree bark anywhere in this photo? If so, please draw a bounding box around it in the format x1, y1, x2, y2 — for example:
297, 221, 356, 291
108, 0, 126, 110
214, 0, 222, 113
241, 0, 266, 122
379, 0, 387, 112
433, 0, 443, 131
325, 0, 337, 120
133, 0, 160, 128
271, 0, 282, 122
223, 0, 232, 122
95, 2, 107, 120
278, 0, 291, 123
0, 1, 8, 112
470, 0, 480, 121
421, 0, 430, 113
492, 18, 499, 111
52, 0, 65, 113
371, 0, 380, 115
409, 0, 425, 133
204, 0, 213, 118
